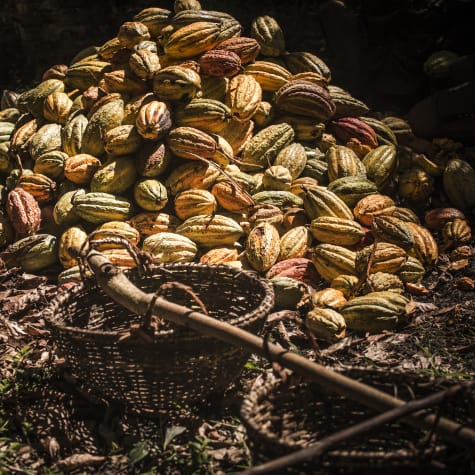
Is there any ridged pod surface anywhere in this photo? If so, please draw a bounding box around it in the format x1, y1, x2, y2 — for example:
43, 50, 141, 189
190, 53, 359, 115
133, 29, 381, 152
33, 151, 68, 180
398, 167, 434, 203
167, 126, 217, 160
355, 242, 407, 275
303, 186, 353, 221
311, 244, 356, 281
129, 49, 161, 80
371, 215, 414, 251
266, 257, 320, 286
250, 15, 286, 57
174, 188, 217, 220
136, 101, 172, 141
311, 288, 347, 309
362, 145, 397, 189
364, 272, 404, 294
170, 9, 235, 28
173, 99, 231, 134
28, 123, 62, 161
17, 173, 56, 203
252, 190, 303, 210
43, 91, 73, 125
6, 188, 41, 236
353, 194, 396, 226
81, 95, 124, 156
103, 125, 143, 156
102, 69, 148, 97
176, 213, 243, 246
442, 219, 472, 247
275, 80, 336, 121
72, 192, 133, 223
330, 117, 378, 148
134, 179, 168, 211
305, 307, 346, 342
246, 221, 281, 272
285, 51, 331, 82
199, 49, 242, 77
211, 181, 254, 213
91, 221, 140, 250
90, 156, 137, 193
274, 143, 307, 180
328, 85, 369, 118
241, 123, 294, 170
405, 222, 438, 269
17, 79, 65, 118
398, 255, 426, 283
327, 176, 378, 208
59, 226, 88, 268
165, 161, 221, 195
326, 145, 366, 182
133, 7, 171, 36
330, 274, 360, 299
340, 291, 408, 332
278, 226, 312, 261
310, 216, 364, 246
244, 61, 291, 92
215, 37, 260, 65
129, 212, 181, 237
359, 116, 397, 146
11, 234, 58, 272
164, 22, 223, 59
424, 207, 466, 231
62, 113, 88, 157
226, 74, 262, 121
153, 66, 201, 101
271, 276, 307, 310
199, 247, 239, 265
142, 232, 197, 263
64, 154, 102, 185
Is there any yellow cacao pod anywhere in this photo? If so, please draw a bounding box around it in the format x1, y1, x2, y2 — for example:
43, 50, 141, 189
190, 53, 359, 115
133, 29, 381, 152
174, 188, 217, 220
246, 221, 281, 272
176, 214, 243, 247
59, 225, 89, 268
305, 307, 346, 342
142, 232, 198, 263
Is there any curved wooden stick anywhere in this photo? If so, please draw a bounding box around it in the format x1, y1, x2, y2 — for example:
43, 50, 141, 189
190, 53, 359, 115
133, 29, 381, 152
80, 249, 475, 449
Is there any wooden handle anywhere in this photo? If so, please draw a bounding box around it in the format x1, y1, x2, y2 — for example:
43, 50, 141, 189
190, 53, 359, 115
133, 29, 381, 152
81, 248, 475, 449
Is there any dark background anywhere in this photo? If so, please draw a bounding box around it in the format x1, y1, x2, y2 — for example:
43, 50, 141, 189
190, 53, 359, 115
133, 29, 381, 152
0, 0, 474, 112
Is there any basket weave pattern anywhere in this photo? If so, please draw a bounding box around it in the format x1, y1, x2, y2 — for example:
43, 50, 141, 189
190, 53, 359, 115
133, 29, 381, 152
241, 369, 473, 473
46, 263, 274, 415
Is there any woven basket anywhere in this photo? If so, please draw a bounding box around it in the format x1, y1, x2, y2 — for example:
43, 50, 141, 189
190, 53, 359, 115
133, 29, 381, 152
46, 263, 274, 415
241, 369, 473, 473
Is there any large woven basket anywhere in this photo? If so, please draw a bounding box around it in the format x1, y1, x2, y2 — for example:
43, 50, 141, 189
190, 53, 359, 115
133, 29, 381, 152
241, 369, 474, 474
46, 263, 274, 415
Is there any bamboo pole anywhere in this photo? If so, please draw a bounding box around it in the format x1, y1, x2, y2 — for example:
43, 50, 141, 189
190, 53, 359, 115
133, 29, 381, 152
80, 249, 475, 449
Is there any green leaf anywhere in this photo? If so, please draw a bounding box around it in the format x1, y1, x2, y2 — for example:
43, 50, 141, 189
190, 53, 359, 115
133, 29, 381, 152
163, 425, 186, 450
128, 440, 149, 466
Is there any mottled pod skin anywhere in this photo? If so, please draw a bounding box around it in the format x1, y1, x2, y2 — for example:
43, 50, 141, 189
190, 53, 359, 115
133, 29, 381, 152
6, 188, 41, 237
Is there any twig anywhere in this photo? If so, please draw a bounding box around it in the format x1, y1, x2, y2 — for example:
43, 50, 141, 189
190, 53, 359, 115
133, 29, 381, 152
238, 381, 475, 475
74, 248, 475, 450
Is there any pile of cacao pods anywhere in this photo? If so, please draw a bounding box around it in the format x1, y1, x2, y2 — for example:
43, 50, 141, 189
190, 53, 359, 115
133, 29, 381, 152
1, 0, 474, 340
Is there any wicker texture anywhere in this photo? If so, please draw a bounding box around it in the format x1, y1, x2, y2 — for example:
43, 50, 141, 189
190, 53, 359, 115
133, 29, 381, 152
46, 263, 274, 415
241, 369, 473, 473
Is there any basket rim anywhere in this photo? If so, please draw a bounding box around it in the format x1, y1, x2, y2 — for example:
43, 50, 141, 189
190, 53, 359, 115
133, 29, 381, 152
45, 262, 275, 340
